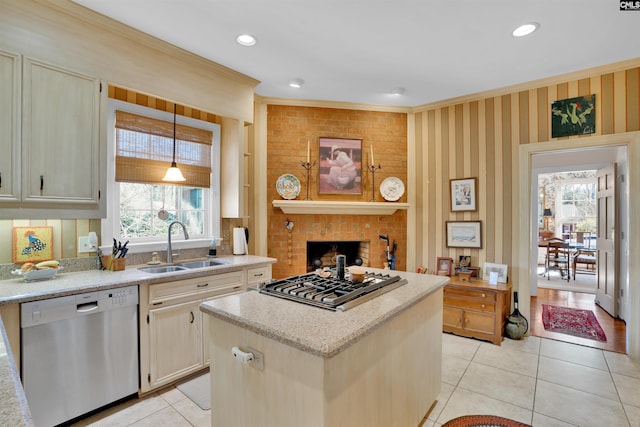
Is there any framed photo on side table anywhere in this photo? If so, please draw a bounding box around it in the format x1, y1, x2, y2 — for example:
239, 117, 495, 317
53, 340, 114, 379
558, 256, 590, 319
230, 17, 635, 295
450, 177, 477, 212
482, 262, 508, 283
446, 221, 482, 249
436, 257, 453, 276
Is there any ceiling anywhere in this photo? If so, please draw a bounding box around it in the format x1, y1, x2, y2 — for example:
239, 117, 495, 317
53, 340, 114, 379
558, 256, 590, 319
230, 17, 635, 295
72, 0, 640, 108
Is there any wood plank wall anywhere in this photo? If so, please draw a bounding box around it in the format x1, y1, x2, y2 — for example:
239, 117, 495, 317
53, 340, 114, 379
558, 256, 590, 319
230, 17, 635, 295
414, 66, 640, 275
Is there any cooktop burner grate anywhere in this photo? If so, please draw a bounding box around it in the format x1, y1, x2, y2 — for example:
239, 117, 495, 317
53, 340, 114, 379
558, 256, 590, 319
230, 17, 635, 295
258, 271, 407, 311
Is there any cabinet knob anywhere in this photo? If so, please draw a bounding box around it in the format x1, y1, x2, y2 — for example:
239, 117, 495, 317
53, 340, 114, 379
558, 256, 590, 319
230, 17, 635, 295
481, 304, 486, 308
189, 311, 195, 324
197, 283, 209, 288
481, 293, 486, 298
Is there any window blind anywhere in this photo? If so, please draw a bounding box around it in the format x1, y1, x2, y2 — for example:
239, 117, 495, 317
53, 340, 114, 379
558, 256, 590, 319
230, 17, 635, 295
115, 110, 212, 187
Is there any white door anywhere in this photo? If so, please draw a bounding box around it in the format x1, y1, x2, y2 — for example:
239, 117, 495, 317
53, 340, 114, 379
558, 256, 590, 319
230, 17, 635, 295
595, 164, 617, 317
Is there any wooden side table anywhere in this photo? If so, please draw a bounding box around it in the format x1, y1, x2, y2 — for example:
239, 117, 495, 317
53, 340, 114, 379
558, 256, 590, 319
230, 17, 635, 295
443, 277, 511, 345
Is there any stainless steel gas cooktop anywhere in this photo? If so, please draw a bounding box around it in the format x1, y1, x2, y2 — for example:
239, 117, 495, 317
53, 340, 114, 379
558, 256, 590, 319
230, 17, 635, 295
258, 271, 407, 311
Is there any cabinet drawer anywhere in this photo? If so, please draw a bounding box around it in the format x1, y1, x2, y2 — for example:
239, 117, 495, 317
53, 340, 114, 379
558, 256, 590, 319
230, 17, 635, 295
445, 287, 497, 302
149, 271, 243, 305
444, 297, 495, 313
247, 266, 271, 284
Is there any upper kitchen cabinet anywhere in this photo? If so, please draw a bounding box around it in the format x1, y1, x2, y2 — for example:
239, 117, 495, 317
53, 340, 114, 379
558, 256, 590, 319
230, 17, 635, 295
0, 50, 20, 203
0, 54, 105, 218
22, 58, 101, 208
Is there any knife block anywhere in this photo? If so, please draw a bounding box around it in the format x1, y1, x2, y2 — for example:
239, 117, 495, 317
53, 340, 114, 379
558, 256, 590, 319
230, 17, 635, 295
101, 255, 126, 271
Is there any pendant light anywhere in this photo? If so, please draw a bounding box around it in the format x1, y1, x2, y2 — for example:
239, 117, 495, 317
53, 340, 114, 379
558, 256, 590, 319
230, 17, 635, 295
162, 103, 186, 182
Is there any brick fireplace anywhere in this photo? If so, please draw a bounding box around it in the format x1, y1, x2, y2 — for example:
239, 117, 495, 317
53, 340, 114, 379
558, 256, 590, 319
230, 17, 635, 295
266, 104, 408, 279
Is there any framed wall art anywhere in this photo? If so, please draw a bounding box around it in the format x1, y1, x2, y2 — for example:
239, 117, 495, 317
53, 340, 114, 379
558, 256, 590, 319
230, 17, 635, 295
450, 177, 477, 212
436, 257, 453, 276
13, 226, 53, 263
551, 94, 596, 138
318, 137, 362, 195
446, 221, 482, 249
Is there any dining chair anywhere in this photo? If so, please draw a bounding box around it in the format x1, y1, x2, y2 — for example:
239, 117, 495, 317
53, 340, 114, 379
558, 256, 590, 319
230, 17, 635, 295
545, 237, 570, 282
572, 248, 597, 280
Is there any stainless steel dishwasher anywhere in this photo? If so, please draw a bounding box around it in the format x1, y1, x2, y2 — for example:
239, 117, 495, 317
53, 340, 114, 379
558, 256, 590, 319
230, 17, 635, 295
21, 285, 139, 427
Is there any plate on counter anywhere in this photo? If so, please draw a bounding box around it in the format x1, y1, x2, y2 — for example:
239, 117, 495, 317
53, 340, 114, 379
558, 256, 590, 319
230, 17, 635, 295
12, 267, 63, 282
380, 177, 405, 201
276, 174, 301, 200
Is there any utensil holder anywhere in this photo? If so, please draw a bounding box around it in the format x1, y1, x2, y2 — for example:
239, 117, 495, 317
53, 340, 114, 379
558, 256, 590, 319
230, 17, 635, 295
101, 255, 126, 271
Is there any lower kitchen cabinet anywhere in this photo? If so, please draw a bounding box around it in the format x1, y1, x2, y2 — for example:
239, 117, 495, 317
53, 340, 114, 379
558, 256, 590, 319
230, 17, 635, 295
148, 300, 203, 387
139, 264, 272, 393
443, 277, 511, 346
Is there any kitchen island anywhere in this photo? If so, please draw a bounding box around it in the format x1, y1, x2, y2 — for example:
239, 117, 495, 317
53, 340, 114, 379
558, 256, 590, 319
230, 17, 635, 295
200, 269, 448, 427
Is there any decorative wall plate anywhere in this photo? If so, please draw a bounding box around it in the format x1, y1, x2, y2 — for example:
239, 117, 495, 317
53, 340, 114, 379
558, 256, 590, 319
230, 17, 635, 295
380, 177, 405, 201
276, 174, 301, 200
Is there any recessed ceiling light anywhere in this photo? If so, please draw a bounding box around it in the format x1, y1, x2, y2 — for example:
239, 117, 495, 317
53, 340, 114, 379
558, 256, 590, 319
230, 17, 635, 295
390, 87, 406, 96
512, 23, 539, 37
288, 78, 304, 88
236, 34, 257, 46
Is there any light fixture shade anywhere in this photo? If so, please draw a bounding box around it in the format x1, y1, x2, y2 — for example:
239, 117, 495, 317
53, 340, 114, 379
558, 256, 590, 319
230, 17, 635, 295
163, 103, 186, 182
163, 162, 186, 182
543, 208, 553, 217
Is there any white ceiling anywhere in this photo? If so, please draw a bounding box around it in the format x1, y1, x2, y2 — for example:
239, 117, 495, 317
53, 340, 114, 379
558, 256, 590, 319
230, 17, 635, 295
72, 0, 640, 107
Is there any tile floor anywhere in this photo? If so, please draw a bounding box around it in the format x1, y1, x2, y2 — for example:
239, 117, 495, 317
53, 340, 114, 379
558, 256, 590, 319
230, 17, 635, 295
73, 333, 640, 427
427, 333, 640, 427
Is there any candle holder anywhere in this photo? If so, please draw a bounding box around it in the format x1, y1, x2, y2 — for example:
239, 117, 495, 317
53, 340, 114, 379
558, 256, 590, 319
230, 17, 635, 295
367, 163, 382, 202
300, 160, 316, 200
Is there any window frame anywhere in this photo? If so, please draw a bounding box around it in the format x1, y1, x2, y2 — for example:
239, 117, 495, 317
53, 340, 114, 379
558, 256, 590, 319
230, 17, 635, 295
102, 99, 221, 254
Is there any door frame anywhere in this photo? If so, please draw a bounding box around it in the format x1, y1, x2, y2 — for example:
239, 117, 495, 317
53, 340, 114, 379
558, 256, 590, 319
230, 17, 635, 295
516, 131, 640, 359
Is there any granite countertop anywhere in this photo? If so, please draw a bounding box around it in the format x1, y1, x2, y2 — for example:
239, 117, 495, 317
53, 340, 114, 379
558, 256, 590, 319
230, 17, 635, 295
0, 316, 32, 427
0, 255, 276, 306
201, 269, 449, 358
0, 254, 275, 427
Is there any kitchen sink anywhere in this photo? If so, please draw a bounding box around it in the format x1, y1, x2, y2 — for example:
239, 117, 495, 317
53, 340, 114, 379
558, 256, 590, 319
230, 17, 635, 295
178, 259, 229, 269
139, 265, 188, 274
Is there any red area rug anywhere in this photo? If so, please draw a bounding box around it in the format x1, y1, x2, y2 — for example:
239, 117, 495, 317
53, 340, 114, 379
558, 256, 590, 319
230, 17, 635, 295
442, 415, 530, 426
541, 304, 607, 341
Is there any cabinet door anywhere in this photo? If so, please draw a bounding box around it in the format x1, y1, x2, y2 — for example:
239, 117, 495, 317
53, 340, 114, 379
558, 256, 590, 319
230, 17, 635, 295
463, 311, 496, 335
443, 306, 463, 329
149, 300, 203, 388
0, 50, 20, 203
22, 57, 100, 206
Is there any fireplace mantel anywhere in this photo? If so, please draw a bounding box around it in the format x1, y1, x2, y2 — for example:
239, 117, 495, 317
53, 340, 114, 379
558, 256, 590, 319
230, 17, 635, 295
272, 200, 409, 215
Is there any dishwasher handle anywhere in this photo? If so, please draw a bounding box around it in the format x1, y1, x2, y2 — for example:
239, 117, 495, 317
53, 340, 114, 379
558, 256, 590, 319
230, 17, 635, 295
77, 301, 99, 313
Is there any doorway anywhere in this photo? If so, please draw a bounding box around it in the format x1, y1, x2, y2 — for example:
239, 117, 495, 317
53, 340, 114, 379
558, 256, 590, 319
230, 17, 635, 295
516, 133, 638, 358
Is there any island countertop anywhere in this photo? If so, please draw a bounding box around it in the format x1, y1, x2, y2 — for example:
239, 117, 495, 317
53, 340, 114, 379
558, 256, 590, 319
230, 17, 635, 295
200, 269, 449, 358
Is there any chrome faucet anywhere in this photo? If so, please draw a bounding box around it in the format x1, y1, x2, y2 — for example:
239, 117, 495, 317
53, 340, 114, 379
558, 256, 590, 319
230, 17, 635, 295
167, 220, 189, 264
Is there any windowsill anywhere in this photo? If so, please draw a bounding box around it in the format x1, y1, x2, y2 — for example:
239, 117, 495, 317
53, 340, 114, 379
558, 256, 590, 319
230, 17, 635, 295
99, 238, 211, 255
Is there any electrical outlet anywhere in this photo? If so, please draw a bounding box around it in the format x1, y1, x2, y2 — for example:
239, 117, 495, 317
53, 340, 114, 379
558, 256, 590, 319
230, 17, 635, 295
78, 236, 95, 253
247, 346, 264, 370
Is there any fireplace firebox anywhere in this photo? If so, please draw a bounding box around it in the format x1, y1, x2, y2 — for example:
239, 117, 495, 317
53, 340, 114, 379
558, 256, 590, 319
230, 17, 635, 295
306, 240, 369, 272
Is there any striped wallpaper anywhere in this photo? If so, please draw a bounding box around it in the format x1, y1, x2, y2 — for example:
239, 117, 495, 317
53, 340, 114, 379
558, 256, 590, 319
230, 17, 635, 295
414, 65, 640, 274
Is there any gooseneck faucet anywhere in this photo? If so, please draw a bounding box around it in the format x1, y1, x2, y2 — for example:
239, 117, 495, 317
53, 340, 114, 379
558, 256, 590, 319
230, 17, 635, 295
167, 220, 189, 264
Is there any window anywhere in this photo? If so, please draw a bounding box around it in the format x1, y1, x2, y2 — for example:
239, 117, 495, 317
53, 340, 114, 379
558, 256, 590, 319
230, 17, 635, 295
104, 100, 220, 250
120, 183, 205, 239
557, 178, 596, 234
